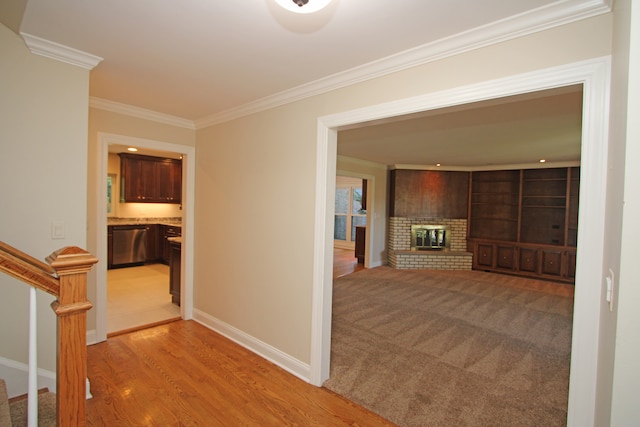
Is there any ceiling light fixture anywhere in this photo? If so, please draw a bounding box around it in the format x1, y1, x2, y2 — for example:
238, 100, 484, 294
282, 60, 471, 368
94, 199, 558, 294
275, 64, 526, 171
274, 0, 332, 14
127, 147, 138, 152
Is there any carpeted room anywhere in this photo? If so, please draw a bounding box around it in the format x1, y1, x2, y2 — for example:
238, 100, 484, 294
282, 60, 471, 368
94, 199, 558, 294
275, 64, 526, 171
324, 267, 574, 427
326, 155, 580, 425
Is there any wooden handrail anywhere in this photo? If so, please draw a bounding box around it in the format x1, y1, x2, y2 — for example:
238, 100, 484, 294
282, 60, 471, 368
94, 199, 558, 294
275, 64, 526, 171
0, 241, 59, 296
0, 241, 98, 427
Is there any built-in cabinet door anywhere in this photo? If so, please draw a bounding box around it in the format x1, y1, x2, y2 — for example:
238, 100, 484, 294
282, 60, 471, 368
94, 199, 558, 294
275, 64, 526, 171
518, 248, 538, 273
541, 250, 563, 277
566, 250, 577, 279
476, 243, 494, 268
471, 240, 575, 283
496, 245, 516, 270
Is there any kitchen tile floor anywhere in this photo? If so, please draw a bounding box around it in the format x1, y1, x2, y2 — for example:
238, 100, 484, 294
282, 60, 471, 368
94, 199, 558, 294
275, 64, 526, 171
107, 263, 181, 334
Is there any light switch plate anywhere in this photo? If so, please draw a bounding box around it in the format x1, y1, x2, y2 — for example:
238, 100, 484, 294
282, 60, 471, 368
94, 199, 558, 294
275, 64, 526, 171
52, 221, 65, 239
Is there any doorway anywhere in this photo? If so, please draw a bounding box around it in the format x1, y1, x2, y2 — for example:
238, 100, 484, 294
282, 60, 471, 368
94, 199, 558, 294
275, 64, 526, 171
311, 58, 611, 426
95, 133, 195, 342
105, 148, 183, 334
334, 176, 366, 251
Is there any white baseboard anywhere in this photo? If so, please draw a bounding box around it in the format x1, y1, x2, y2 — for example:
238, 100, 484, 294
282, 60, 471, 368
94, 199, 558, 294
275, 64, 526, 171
86, 329, 98, 346
0, 356, 56, 398
192, 309, 311, 383
0, 356, 92, 399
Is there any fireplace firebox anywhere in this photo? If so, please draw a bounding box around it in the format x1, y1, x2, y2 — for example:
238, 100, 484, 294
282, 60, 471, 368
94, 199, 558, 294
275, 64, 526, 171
411, 225, 450, 251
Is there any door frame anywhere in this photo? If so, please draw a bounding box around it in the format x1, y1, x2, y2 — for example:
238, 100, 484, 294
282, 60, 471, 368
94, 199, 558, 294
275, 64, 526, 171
310, 56, 611, 427
94, 132, 196, 342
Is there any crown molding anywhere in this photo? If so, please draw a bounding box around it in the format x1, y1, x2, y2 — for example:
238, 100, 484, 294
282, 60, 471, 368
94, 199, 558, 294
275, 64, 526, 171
195, 0, 611, 129
20, 32, 103, 70
392, 160, 582, 172
89, 97, 196, 130
337, 155, 389, 170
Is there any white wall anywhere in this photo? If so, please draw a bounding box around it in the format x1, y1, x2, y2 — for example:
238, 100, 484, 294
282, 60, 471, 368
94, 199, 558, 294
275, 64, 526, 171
609, 0, 640, 424
0, 23, 90, 372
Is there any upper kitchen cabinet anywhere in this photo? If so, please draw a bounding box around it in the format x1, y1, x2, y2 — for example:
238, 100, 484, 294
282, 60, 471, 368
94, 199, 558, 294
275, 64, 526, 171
120, 153, 182, 204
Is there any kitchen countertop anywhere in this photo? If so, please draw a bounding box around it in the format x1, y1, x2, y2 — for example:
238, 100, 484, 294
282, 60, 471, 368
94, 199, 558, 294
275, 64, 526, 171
107, 217, 181, 227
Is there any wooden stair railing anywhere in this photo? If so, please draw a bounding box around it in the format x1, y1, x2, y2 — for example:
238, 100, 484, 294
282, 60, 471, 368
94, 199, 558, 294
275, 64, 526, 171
0, 241, 98, 427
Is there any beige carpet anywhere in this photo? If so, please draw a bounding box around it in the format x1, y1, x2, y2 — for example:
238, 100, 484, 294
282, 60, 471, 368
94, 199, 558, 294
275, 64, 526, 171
107, 263, 180, 333
323, 267, 574, 427
9, 392, 56, 427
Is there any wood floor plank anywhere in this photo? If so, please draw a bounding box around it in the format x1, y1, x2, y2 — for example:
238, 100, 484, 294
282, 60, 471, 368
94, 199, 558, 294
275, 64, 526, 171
87, 320, 395, 426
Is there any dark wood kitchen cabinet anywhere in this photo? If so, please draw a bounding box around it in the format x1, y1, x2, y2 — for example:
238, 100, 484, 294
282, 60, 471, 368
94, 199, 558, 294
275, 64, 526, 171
161, 224, 181, 264
145, 224, 160, 262
107, 226, 113, 268
120, 153, 182, 204
169, 238, 181, 306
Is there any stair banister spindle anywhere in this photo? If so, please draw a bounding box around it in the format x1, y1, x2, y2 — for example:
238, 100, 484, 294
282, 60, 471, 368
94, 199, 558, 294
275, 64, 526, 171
28, 287, 38, 427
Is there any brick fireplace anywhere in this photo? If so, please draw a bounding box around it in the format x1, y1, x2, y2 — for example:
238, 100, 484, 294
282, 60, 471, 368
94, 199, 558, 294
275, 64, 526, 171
388, 217, 473, 270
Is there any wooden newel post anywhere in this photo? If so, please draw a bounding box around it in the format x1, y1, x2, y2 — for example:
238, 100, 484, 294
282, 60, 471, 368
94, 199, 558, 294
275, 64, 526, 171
46, 247, 98, 427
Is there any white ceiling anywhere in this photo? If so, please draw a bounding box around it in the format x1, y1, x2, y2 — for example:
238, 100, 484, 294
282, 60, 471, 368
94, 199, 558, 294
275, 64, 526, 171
338, 85, 584, 168
13, 0, 608, 167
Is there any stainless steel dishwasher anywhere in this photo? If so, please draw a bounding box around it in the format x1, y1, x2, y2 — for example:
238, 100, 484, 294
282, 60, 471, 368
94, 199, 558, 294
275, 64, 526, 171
112, 225, 147, 267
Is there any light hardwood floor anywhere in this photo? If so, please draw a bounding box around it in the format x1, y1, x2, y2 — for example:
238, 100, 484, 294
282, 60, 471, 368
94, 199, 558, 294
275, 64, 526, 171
86, 250, 379, 425
107, 263, 181, 335
87, 320, 395, 426
333, 247, 365, 279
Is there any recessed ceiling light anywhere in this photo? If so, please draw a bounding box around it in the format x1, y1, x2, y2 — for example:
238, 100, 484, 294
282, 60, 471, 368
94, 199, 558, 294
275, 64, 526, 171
539, 159, 546, 163
274, 0, 332, 14
127, 147, 138, 152
436, 163, 441, 167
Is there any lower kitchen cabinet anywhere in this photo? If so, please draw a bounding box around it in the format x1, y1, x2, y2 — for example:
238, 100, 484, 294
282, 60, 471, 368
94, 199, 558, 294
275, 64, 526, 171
161, 225, 181, 264
145, 224, 159, 262
107, 226, 113, 268
169, 238, 181, 306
